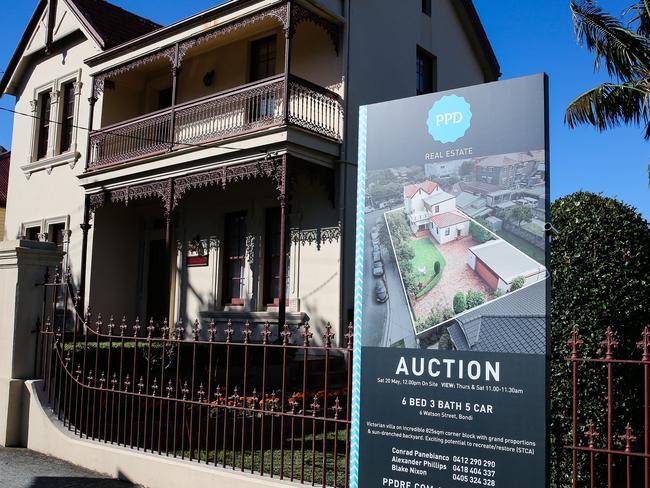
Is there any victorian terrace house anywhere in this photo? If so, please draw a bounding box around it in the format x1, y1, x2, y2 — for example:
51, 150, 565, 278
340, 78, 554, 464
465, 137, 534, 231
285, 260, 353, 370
1, 0, 499, 342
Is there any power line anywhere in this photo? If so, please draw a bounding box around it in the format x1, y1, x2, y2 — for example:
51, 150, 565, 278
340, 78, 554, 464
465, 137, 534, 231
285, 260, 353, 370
0, 106, 275, 156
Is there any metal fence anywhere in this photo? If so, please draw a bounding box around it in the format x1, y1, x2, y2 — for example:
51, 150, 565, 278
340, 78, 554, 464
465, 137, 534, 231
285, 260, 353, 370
37, 269, 351, 487
566, 326, 650, 488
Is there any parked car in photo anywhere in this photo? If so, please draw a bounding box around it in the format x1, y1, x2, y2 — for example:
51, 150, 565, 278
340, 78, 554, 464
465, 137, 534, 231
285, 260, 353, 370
372, 242, 381, 254
371, 229, 380, 242
373, 261, 384, 277
372, 250, 382, 262
375, 280, 388, 302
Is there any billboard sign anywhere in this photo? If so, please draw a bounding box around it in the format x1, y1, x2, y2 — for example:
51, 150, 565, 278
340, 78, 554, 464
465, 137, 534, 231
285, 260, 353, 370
352, 74, 549, 488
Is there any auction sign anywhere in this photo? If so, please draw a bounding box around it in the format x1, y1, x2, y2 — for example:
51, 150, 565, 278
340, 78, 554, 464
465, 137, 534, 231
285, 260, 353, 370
352, 74, 549, 488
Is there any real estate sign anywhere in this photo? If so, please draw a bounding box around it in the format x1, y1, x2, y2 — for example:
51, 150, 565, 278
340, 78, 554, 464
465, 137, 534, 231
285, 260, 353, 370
352, 74, 549, 488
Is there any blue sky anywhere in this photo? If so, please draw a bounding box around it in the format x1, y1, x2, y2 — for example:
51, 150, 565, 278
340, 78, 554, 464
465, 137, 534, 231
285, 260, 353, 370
0, 0, 647, 217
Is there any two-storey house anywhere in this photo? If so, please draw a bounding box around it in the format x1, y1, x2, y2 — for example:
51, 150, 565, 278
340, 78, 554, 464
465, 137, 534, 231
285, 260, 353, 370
1, 0, 499, 342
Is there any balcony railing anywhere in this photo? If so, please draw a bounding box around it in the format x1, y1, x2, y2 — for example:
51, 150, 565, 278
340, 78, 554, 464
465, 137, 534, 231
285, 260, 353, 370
88, 76, 343, 170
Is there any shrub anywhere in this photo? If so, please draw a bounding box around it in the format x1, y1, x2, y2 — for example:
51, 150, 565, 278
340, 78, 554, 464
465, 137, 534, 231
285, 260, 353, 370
550, 192, 650, 487
469, 220, 492, 243
434, 261, 441, 275
509, 276, 525, 291
438, 329, 453, 350
453, 292, 467, 314
465, 289, 485, 309
492, 288, 504, 299
442, 308, 455, 321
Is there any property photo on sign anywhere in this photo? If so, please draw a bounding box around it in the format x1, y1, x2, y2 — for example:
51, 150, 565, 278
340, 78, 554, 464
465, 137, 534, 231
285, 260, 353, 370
353, 74, 550, 488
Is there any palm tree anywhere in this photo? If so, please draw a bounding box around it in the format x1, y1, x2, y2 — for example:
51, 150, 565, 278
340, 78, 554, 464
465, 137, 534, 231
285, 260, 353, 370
566, 1, 650, 139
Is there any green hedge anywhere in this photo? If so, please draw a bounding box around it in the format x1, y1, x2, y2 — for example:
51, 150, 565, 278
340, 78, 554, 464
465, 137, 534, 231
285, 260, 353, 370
550, 192, 650, 487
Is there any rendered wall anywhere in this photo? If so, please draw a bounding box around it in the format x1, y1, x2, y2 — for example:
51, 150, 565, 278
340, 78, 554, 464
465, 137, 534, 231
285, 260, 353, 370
4, 35, 98, 293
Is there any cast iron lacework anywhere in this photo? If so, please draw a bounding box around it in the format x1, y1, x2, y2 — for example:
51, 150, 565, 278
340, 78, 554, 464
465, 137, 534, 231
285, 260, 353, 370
290, 4, 340, 55
290, 222, 341, 251
245, 234, 257, 264
172, 158, 282, 210
89, 179, 172, 216
177, 4, 289, 61
93, 46, 176, 97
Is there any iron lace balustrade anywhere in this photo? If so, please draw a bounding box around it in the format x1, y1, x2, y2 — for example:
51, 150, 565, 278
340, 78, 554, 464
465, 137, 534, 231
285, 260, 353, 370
36, 273, 352, 488
88, 76, 343, 170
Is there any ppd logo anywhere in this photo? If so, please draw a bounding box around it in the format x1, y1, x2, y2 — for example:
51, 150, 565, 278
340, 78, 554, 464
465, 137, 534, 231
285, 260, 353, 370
426, 95, 472, 143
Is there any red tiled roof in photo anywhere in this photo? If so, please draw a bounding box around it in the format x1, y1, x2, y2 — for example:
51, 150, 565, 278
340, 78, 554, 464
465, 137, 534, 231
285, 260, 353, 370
0, 151, 10, 207
430, 211, 469, 228
67, 0, 161, 49
404, 180, 439, 199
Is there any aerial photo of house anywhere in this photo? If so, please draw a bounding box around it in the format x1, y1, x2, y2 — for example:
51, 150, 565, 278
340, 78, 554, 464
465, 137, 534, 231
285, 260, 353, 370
383, 169, 547, 338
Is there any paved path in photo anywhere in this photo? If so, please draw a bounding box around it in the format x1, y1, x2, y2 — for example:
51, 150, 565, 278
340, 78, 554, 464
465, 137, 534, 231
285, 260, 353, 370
413, 236, 493, 318
0, 448, 138, 488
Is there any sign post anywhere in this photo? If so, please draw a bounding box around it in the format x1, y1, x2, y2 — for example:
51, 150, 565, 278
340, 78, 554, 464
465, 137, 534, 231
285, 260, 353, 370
352, 74, 550, 488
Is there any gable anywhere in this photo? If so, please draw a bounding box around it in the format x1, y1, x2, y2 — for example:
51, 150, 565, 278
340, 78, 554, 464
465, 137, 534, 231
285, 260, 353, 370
25, 1, 87, 56
1, 0, 160, 96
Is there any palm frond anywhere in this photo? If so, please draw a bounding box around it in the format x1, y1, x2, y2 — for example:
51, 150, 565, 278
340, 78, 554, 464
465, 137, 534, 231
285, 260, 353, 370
571, 0, 650, 79
565, 82, 650, 138
625, 0, 650, 37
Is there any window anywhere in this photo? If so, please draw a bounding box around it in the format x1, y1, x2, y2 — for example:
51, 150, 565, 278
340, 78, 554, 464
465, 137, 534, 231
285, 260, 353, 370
422, 0, 432, 16
37, 91, 52, 159
445, 228, 450, 236
59, 82, 75, 153
250, 35, 277, 82
223, 212, 247, 305
48, 222, 66, 251
264, 208, 290, 305
434, 205, 440, 213
416, 47, 437, 95
24, 225, 41, 241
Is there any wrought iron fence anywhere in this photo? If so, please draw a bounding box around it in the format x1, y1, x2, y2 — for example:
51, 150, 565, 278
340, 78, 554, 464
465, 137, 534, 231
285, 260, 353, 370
37, 269, 351, 487
565, 326, 650, 488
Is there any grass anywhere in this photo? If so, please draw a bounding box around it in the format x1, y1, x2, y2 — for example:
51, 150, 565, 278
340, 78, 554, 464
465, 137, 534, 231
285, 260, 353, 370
521, 221, 545, 238
409, 238, 446, 290
177, 429, 348, 487
494, 229, 546, 264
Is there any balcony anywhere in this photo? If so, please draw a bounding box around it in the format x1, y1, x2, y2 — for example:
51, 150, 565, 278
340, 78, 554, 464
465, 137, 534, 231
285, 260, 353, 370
88, 75, 342, 171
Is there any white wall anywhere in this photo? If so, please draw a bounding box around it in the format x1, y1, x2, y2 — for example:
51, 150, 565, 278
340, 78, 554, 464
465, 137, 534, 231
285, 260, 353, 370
4, 35, 99, 294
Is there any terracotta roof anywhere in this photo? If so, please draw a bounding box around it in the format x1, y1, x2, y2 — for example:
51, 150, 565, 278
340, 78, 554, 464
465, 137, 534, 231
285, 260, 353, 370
0, 151, 10, 207
404, 181, 439, 199
67, 0, 161, 49
430, 211, 469, 228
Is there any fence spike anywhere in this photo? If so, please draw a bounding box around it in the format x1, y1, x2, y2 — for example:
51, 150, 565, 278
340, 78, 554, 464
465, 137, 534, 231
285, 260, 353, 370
638, 327, 650, 362
584, 420, 600, 447
324, 322, 334, 348
262, 321, 271, 345
281, 322, 291, 345
302, 322, 313, 347
243, 321, 252, 344
193, 319, 200, 341
224, 320, 234, 343
133, 317, 141, 337
161, 318, 170, 339
345, 322, 354, 349
120, 316, 127, 336
600, 326, 619, 360
208, 319, 216, 342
